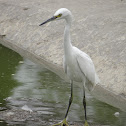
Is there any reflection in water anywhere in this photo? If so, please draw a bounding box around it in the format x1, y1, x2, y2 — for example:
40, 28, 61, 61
0, 44, 126, 126
12, 59, 45, 99
9, 59, 85, 121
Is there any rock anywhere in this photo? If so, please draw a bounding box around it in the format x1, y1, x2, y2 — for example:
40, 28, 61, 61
6, 112, 14, 116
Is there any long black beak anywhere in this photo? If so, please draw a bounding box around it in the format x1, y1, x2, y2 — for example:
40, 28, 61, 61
39, 16, 56, 26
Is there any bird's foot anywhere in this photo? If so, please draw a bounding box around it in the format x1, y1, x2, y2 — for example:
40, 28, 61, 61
84, 120, 89, 126
52, 118, 69, 126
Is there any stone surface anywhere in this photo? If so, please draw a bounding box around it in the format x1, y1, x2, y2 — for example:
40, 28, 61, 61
0, 0, 126, 111
0, 109, 104, 126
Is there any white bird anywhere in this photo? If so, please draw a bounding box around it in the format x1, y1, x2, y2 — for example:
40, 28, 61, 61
39, 8, 100, 126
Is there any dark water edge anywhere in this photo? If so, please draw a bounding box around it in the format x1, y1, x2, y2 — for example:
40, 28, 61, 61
0, 44, 126, 126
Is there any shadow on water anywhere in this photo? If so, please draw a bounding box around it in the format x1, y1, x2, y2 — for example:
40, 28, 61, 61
0, 44, 126, 126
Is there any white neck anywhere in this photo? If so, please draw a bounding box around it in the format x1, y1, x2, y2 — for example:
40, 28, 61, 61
64, 16, 72, 57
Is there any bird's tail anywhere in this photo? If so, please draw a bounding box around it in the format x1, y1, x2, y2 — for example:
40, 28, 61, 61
85, 79, 95, 92
85, 73, 100, 92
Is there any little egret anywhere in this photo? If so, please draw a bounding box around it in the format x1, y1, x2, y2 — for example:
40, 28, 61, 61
39, 8, 100, 126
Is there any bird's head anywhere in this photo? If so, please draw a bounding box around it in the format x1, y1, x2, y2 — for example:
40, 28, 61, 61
39, 8, 72, 26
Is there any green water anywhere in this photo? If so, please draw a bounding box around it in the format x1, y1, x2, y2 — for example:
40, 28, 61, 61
0, 44, 126, 126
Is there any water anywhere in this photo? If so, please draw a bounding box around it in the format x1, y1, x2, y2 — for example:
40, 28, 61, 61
0, 44, 126, 126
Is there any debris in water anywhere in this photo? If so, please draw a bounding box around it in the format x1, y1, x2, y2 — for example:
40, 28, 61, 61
19, 61, 24, 64
21, 105, 33, 113
5, 97, 12, 101
114, 112, 120, 117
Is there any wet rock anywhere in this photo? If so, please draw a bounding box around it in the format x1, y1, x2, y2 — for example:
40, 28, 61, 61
0, 0, 126, 112
0, 109, 40, 123
0, 107, 7, 111
0, 108, 107, 126
6, 112, 14, 116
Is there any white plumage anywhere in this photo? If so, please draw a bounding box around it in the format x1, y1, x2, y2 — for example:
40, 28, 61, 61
64, 46, 100, 91
57, 8, 100, 92
39, 8, 100, 126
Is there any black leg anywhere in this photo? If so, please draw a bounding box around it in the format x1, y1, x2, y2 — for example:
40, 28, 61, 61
83, 86, 87, 121
65, 80, 73, 118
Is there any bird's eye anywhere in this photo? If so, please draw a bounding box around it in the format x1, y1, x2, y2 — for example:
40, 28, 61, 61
55, 14, 62, 18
